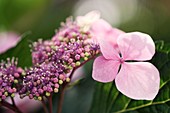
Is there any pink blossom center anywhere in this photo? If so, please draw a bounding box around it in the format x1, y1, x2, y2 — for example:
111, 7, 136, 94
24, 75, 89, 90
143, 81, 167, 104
119, 57, 124, 64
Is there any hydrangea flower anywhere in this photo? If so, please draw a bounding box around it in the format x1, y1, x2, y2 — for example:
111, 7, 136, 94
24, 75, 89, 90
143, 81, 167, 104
0, 58, 23, 101
32, 17, 100, 67
0, 32, 21, 54
25, 17, 100, 100
91, 19, 125, 51
31, 39, 55, 64
19, 62, 70, 100
92, 20, 160, 100
52, 18, 100, 68
76, 10, 100, 32
75, 11, 124, 45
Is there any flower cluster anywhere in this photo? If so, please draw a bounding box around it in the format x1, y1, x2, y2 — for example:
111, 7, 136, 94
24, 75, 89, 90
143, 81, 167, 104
20, 17, 100, 100
52, 18, 100, 69
0, 58, 23, 101
19, 62, 70, 100
32, 18, 100, 66
0, 11, 160, 103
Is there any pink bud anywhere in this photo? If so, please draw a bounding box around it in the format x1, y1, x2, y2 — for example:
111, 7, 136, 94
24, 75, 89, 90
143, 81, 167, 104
14, 73, 20, 78
54, 84, 59, 88
17, 67, 23, 73
59, 74, 65, 80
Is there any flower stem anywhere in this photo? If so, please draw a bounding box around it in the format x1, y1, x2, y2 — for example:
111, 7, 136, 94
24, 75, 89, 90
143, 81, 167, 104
48, 95, 53, 113
42, 97, 49, 113
11, 97, 16, 106
56, 84, 67, 113
56, 55, 96, 113
0, 101, 23, 113
56, 69, 75, 113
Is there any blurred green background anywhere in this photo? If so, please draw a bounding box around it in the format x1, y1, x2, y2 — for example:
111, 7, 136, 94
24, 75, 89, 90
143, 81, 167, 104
1, 0, 170, 42
0, 0, 170, 113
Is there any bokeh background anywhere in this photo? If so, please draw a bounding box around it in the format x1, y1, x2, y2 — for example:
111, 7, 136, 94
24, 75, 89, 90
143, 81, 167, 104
1, 0, 170, 42
0, 0, 170, 113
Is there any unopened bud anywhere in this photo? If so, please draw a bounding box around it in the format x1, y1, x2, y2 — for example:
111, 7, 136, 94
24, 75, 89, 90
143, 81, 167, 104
85, 52, 90, 57
54, 88, 59, 93
59, 74, 64, 80
22, 72, 26, 76
84, 57, 88, 61
14, 79, 18, 84
4, 92, 8, 96
11, 93, 15, 98
38, 96, 42, 101
46, 92, 50, 97
34, 97, 38, 100
76, 61, 81, 66
59, 80, 63, 85
66, 78, 70, 82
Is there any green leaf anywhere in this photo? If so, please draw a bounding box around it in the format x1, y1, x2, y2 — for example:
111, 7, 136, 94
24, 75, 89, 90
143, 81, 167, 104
0, 32, 32, 67
89, 41, 170, 113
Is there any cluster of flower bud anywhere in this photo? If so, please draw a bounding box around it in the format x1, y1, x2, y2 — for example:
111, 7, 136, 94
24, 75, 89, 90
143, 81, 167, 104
32, 18, 100, 68
0, 58, 23, 101
52, 19, 100, 69
0, 17, 100, 101
31, 39, 57, 64
19, 62, 70, 100
22, 18, 99, 100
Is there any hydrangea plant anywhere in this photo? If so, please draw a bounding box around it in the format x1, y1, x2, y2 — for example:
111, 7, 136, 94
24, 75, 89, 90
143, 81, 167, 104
0, 11, 166, 113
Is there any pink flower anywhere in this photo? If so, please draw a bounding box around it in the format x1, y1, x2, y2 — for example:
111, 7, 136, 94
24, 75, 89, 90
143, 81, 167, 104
92, 21, 160, 100
5, 94, 41, 113
91, 19, 125, 51
76, 10, 100, 32
0, 32, 21, 54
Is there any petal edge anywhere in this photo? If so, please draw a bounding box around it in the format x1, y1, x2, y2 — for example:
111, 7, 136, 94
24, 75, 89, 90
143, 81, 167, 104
115, 62, 160, 100
117, 32, 155, 61
92, 56, 120, 83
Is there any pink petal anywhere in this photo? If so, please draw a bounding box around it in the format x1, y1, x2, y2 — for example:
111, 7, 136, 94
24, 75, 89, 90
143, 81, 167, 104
83, 10, 100, 22
0, 32, 21, 54
6, 94, 41, 113
117, 32, 155, 61
76, 10, 100, 31
98, 36, 120, 60
115, 62, 160, 100
91, 19, 125, 50
91, 19, 124, 59
76, 10, 100, 23
92, 56, 120, 83
71, 67, 84, 82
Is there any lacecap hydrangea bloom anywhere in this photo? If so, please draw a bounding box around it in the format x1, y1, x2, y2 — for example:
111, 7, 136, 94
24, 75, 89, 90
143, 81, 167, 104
32, 17, 100, 67
91, 19, 160, 100
0, 10, 162, 113
0, 58, 23, 101
21, 15, 100, 100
